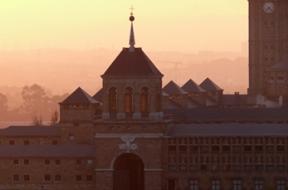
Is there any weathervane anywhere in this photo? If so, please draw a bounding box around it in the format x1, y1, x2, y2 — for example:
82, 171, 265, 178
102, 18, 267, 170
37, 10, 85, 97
130, 5, 134, 15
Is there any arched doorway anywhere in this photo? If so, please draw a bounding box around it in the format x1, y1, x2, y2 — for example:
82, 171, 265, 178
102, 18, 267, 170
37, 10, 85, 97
113, 153, 144, 190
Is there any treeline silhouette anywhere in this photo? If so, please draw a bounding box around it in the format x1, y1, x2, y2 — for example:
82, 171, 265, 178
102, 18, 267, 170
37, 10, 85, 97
0, 84, 68, 123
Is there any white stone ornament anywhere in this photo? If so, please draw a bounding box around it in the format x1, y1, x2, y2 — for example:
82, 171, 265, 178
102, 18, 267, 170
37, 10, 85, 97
119, 136, 138, 152
263, 2, 274, 14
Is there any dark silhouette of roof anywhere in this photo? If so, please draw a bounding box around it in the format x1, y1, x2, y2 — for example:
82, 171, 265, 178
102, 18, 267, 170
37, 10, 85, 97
0, 145, 96, 158
0, 126, 60, 137
163, 81, 187, 95
93, 88, 103, 102
164, 108, 288, 122
102, 48, 163, 77
167, 123, 288, 137
61, 87, 99, 105
182, 79, 205, 93
221, 94, 253, 106
200, 78, 223, 92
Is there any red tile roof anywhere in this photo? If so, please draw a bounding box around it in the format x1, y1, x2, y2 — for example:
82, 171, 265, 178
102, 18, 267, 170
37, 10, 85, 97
61, 87, 99, 105
182, 79, 206, 93
163, 81, 187, 95
102, 48, 163, 77
200, 78, 223, 92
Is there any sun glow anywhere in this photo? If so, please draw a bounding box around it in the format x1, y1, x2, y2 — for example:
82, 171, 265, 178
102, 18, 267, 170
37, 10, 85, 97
0, 0, 248, 52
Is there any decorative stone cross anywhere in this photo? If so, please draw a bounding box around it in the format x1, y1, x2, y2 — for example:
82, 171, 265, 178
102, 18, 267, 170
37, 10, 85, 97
119, 136, 138, 152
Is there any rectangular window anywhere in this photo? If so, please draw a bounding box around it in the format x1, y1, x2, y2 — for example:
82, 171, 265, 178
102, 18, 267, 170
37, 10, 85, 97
232, 179, 242, 190
168, 179, 176, 190
87, 175, 93, 181
168, 145, 177, 152
24, 159, 29, 165
277, 145, 285, 152
222, 145, 230, 152
179, 145, 187, 152
76, 159, 82, 164
212, 179, 221, 190
244, 146, 252, 152
9, 140, 15, 145
13, 160, 19, 165
55, 175, 61, 181
76, 175, 82, 181
45, 160, 50, 165
44, 174, 51, 181
13, 174, 19, 181
190, 146, 199, 152
189, 179, 198, 190
55, 160, 61, 165
24, 175, 30, 181
276, 179, 286, 190
212, 146, 220, 153
24, 140, 30, 145
254, 179, 264, 190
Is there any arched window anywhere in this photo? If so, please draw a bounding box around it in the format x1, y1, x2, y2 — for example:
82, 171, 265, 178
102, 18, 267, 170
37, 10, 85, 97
109, 87, 117, 115
124, 87, 133, 118
140, 87, 149, 117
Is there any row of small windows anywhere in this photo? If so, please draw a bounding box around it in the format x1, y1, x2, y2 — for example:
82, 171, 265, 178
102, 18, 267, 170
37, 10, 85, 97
269, 76, 286, 81
169, 155, 287, 164
168, 178, 287, 190
13, 159, 61, 165
12, 174, 93, 182
168, 164, 288, 172
6, 140, 58, 145
12, 159, 92, 165
168, 145, 286, 153
168, 137, 288, 145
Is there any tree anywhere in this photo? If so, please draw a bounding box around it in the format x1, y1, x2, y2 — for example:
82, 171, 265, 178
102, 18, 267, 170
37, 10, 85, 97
32, 115, 43, 126
0, 93, 8, 114
50, 110, 59, 125
21, 84, 48, 119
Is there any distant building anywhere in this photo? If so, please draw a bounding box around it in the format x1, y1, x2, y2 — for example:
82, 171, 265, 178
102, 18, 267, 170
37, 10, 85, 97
0, 10, 288, 190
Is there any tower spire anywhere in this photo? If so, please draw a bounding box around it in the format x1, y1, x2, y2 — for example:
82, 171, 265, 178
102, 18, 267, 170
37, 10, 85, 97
129, 7, 135, 52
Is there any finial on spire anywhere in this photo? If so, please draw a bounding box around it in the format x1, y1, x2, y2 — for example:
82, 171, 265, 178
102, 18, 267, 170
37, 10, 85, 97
129, 6, 135, 52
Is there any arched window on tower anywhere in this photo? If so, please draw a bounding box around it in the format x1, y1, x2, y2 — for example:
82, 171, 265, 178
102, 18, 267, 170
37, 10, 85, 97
124, 87, 133, 118
108, 87, 117, 119
140, 87, 149, 118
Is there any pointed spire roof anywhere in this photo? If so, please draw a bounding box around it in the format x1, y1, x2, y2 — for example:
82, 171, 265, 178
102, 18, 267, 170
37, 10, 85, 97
102, 12, 163, 78
200, 78, 223, 92
182, 79, 206, 93
163, 81, 187, 95
129, 11, 135, 51
61, 87, 99, 105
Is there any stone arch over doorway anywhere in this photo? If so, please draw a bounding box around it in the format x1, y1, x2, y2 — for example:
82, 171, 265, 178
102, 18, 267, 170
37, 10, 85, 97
113, 153, 144, 190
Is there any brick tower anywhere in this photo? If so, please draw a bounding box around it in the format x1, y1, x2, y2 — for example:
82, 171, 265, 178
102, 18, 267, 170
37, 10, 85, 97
248, 0, 288, 101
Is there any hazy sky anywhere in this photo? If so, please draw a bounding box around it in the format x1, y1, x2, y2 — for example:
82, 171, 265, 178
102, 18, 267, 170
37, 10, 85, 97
0, 0, 248, 52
